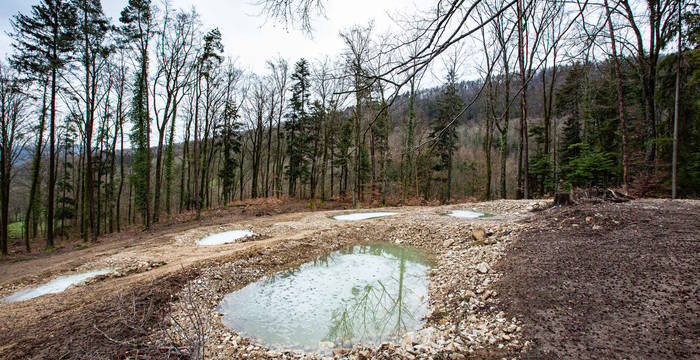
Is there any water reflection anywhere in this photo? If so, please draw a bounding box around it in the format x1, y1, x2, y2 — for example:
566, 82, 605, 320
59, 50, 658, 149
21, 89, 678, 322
326, 249, 420, 346
217, 244, 431, 353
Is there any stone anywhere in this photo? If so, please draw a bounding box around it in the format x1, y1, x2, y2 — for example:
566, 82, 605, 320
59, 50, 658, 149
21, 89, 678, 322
472, 228, 487, 242
476, 262, 490, 274
417, 326, 437, 343
401, 332, 418, 348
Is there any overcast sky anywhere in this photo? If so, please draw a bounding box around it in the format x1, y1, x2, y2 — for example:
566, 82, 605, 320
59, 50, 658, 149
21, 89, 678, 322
0, 0, 434, 76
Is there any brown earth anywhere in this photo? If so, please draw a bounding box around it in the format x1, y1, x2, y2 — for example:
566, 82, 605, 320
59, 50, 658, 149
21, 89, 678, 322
0, 199, 531, 359
0, 199, 698, 359
0, 199, 352, 359
495, 199, 700, 359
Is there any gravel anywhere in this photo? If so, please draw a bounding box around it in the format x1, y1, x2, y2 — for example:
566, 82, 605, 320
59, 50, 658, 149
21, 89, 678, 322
158, 200, 547, 359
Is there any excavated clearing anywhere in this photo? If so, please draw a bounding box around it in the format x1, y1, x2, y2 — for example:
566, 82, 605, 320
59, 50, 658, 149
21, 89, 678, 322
13, 199, 694, 359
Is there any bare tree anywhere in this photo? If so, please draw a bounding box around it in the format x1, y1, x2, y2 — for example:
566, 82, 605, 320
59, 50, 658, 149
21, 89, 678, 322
603, 0, 630, 193
618, 0, 679, 170
671, 0, 682, 198
0, 64, 29, 255
257, 0, 326, 33
340, 23, 373, 207
245, 76, 268, 199
152, 5, 199, 222
266, 57, 289, 198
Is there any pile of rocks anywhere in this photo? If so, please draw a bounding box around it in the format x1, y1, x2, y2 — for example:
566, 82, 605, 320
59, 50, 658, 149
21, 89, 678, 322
158, 200, 537, 359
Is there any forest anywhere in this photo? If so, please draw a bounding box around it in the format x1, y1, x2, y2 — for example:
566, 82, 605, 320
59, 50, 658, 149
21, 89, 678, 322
0, 0, 697, 255
0, 1, 699, 359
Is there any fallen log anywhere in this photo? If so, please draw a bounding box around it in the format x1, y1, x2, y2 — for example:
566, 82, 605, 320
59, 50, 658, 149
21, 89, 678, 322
606, 188, 634, 203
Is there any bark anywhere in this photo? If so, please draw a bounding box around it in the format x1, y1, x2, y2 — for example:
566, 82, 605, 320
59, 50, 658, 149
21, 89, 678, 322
117, 109, 124, 232
165, 100, 178, 214
671, 0, 681, 198
180, 112, 191, 212
447, 129, 454, 202
264, 97, 274, 198
143, 54, 151, 229
152, 93, 171, 223
95, 117, 107, 238
251, 94, 265, 199
604, 0, 629, 193
24, 81, 47, 252
109, 97, 119, 234
517, 0, 529, 199
47, 25, 59, 248
402, 78, 416, 205
320, 122, 328, 201
193, 72, 201, 219
239, 142, 245, 201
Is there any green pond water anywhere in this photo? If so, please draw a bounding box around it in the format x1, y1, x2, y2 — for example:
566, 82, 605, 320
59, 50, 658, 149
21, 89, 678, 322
217, 243, 432, 353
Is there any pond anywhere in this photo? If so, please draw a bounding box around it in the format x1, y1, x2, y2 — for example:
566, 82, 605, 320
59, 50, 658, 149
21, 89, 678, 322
196, 230, 254, 246
332, 212, 398, 221
448, 210, 485, 219
2, 268, 113, 303
217, 243, 432, 353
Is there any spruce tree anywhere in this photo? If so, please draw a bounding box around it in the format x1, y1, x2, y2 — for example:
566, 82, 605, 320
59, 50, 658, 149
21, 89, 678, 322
430, 69, 463, 203
556, 64, 585, 179
285, 58, 311, 197
219, 99, 242, 204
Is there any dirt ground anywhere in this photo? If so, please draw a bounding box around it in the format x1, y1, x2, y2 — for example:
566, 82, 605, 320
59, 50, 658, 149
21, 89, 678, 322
0, 198, 697, 359
495, 199, 700, 359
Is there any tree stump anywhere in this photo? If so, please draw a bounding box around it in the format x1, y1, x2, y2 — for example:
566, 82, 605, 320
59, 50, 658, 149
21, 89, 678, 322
554, 192, 573, 206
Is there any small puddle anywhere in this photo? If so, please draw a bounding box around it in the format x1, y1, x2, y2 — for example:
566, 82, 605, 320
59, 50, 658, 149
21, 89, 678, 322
448, 210, 484, 219
333, 212, 398, 221
3, 268, 113, 303
217, 243, 431, 353
196, 230, 254, 246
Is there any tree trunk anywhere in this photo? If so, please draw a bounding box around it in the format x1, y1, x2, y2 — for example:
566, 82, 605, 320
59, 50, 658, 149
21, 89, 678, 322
141, 50, 151, 229
239, 143, 245, 201
517, 0, 529, 199
604, 0, 629, 194
671, 0, 681, 198
193, 74, 201, 219
153, 122, 166, 223
24, 81, 47, 252
47, 63, 57, 248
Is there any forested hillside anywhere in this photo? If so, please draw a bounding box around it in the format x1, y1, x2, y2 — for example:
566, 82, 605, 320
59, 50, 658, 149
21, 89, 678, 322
0, 0, 698, 254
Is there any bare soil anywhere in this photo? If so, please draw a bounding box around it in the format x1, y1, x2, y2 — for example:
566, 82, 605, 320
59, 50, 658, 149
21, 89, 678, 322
495, 199, 700, 359
0, 198, 697, 359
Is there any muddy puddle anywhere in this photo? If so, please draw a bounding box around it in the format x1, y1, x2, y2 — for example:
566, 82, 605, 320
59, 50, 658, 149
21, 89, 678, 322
196, 230, 254, 246
2, 268, 113, 303
217, 243, 431, 353
448, 210, 485, 219
332, 212, 398, 221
